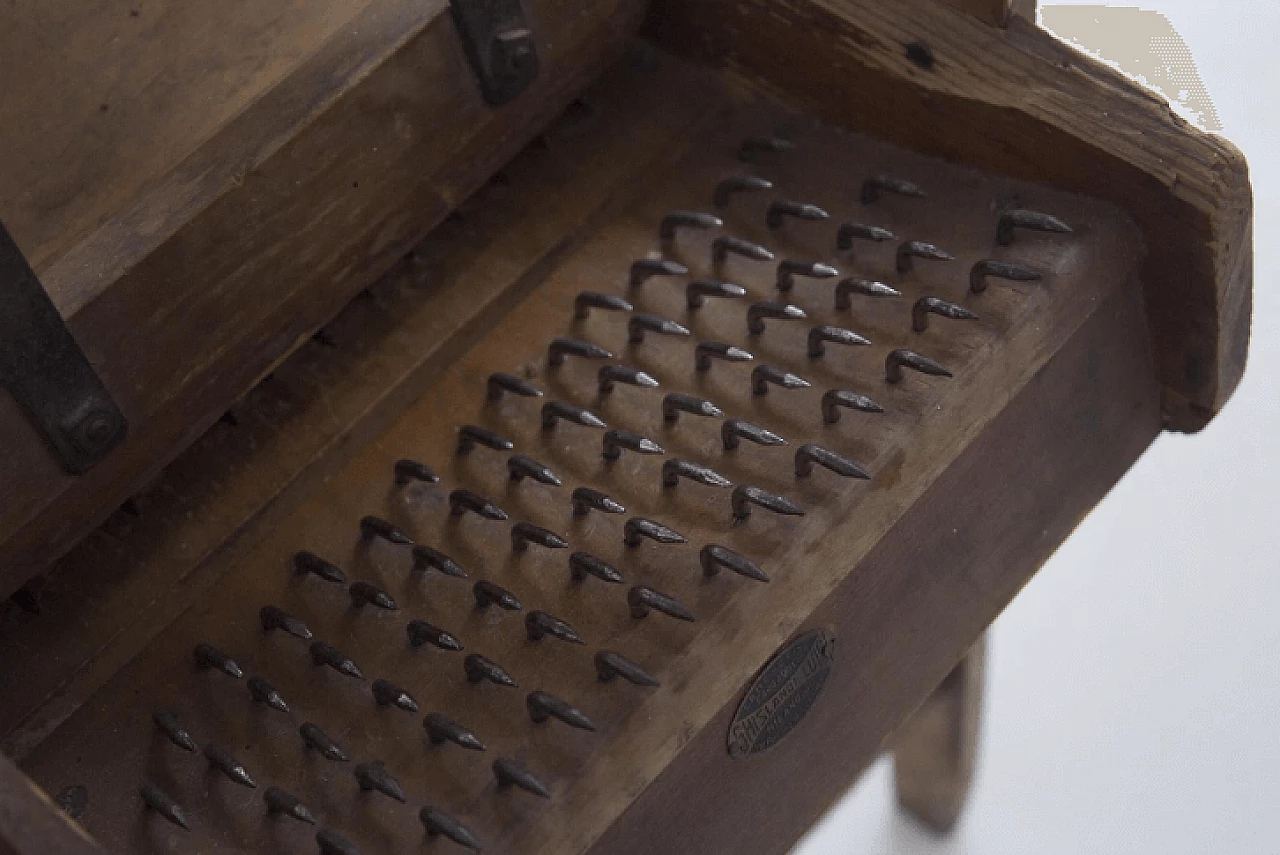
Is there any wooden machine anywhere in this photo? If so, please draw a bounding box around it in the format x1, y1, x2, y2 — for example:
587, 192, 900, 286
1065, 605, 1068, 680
0, 0, 1252, 852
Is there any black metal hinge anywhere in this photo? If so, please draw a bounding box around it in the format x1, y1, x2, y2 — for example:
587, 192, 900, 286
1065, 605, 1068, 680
450, 0, 540, 107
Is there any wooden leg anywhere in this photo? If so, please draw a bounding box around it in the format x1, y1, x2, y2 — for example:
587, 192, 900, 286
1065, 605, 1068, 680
893, 634, 987, 833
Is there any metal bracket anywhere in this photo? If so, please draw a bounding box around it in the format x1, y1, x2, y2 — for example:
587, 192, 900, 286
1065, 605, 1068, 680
450, 0, 539, 107
0, 221, 127, 474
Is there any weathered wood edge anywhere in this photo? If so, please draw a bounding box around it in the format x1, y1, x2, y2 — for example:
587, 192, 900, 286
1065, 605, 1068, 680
0, 753, 103, 855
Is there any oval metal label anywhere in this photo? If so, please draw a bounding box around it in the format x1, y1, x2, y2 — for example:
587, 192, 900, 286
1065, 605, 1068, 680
727, 627, 835, 757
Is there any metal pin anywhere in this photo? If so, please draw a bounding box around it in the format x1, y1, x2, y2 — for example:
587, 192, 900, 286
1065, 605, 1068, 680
294, 551, 347, 584
456, 424, 514, 455
569, 551, 623, 584
265, 786, 316, 825
316, 828, 358, 855
494, 757, 552, 799
662, 458, 732, 489
194, 643, 242, 678
628, 586, 695, 622
886, 348, 952, 383
300, 722, 349, 762
662, 392, 723, 423
721, 419, 787, 451
359, 515, 413, 546
738, 136, 795, 160
776, 259, 839, 291
310, 641, 365, 679
821, 391, 883, 426
474, 579, 522, 611
712, 236, 775, 266
350, 580, 397, 610
140, 783, 189, 831
526, 610, 585, 645
574, 291, 633, 319
700, 544, 769, 582
407, 620, 464, 651
411, 545, 467, 578
571, 486, 626, 516
204, 743, 256, 788
969, 259, 1043, 294
449, 488, 509, 520
55, 785, 87, 820
595, 650, 660, 686
687, 278, 747, 308
658, 211, 722, 241
795, 444, 872, 479
766, 199, 829, 229
355, 761, 405, 803
260, 605, 311, 640
837, 222, 896, 251
527, 690, 597, 730
464, 653, 518, 688
695, 341, 754, 372
248, 676, 290, 712
425, 712, 487, 750
393, 459, 438, 486
808, 325, 871, 358
599, 364, 660, 393
732, 485, 805, 521
834, 278, 901, 310
861, 174, 926, 204
511, 521, 569, 552
629, 258, 688, 287
996, 209, 1072, 246
541, 400, 607, 430
623, 517, 687, 547
601, 429, 664, 462
713, 175, 773, 207
896, 240, 954, 275
752, 364, 811, 396
420, 806, 483, 851
913, 296, 978, 332
747, 301, 806, 335
628, 313, 690, 344
508, 454, 562, 485
548, 337, 612, 367
152, 708, 198, 752
487, 371, 543, 401
372, 679, 419, 712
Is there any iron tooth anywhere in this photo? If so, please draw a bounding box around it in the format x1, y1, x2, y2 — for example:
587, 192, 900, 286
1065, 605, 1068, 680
310, 641, 365, 679
595, 650, 661, 686
751, 364, 811, 395
913, 296, 979, 332
487, 371, 543, 401
293, 550, 347, 584
834, 278, 901, 310
808, 325, 872, 359
996, 209, 1073, 246
713, 175, 773, 207
623, 517, 687, 547
747, 301, 806, 335
628, 312, 691, 344
721, 418, 788, 451
776, 258, 839, 291
349, 580, 397, 610
464, 653, 519, 688
511, 521, 569, 552
456, 424, 514, 454
821, 389, 886, 424
861, 174, 927, 204
449, 488, 509, 520
265, 786, 316, 825
248, 675, 290, 712
508, 453, 562, 485
372, 678, 419, 712
300, 722, 349, 762
316, 828, 358, 855
425, 711, 488, 749
407, 619, 464, 651
695, 341, 754, 372
574, 290, 633, 319
766, 199, 830, 229
393, 459, 439, 486
140, 782, 189, 830
420, 805, 484, 851
628, 585, 696, 622
658, 210, 723, 241
896, 240, 955, 275
731, 485, 806, 522
700, 544, 769, 582
548, 337, 612, 367
571, 486, 626, 516
194, 643, 242, 678
411, 544, 467, 578
494, 757, 552, 799
525, 610, 586, 645
661, 393, 723, 424
527, 690, 597, 730
260, 605, 312, 640
569, 551, 624, 584
970, 259, 1043, 294
204, 743, 256, 788
712, 235, 775, 267
473, 579, 522, 611
152, 708, 198, 752
598, 364, 661, 393
602, 428, 664, 461
687, 278, 747, 308
541, 400, 607, 430
738, 136, 796, 160
629, 258, 688, 288
886, 349, 953, 383
359, 515, 413, 545
837, 222, 896, 250
795, 444, 872, 479
662, 458, 732, 489
354, 761, 405, 803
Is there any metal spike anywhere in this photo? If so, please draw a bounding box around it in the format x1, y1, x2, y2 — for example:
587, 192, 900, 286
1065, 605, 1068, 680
595, 650, 660, 686
996, 209, 1073, 246
861, 174, 927, 204
487, 371, 543, 401
473, 579, 522, 611
598, 364, 660, 393
140, 782, 189, 830
629, 258, 688, 288
354, 761, 405, 803
420, 805, 483, 851
526, 610, 586, 645
687, 278, 747, 308
885, 348, 953, 383
766, 199, 829, 229
316, 828, 358, 855
712, 236, 775, 266
808, 325, 871, 358
713, 175, 773, 207
349, 580, 397, 610
821, 389, 885, 424
372, 678, 419, 712
425, 711, 487, 749
548, 337, 612, 367
456, 424, 514, 454
571, 486, 626, 516
628, 312, 690, 344
527, 690, 597, 730
662, 458, 732, 489
310, 641, 365, 679
449, 488, 509, 520
913, 296, 979, 332
732, 485, 805, 522
411, 545, 467, 578
623, 517, 687, 547
752, 364, 811, 395
628, 586, 695, 622
511, 521, 569, 552
194, 643, 242, 678
393, 459, 438, 486
541, 400, 607, 430
747, 301, 806, 335
569, 551, 624, 584
700, 544, 769, 582
152, 708, 198, 752
494, 757, 552, 799
837, 222, 896, 250
738, 136, 796, 160
661, 392, 723, 423
248, 675, 290, 712
834, 278, 901, 310
359, 515, 413, 546
300, 722, 349, 762
795, 444, 872, 479
574, 291, 633, 319
776, 258, 839, 291
293, 551, 347, 584
695, 341, 754, 372
264, 786, 316, 825
407, 619, 464, 651
658, 210, 722, 241
601, 429, 664, 462
896, 240, 954, 275
721, 418, 787, 451
464, 653, 518, 688
508, 454, 562, 485
969, 259, 1043, 294
55, 785, 88, 820
204, 743, 256, 788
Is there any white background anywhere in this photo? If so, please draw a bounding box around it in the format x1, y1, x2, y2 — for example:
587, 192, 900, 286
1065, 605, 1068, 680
794, 3, 1280, 853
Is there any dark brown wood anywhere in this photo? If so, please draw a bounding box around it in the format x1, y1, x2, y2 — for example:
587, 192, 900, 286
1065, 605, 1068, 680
940, 0, 1034, 26
0, 753, 102, 855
